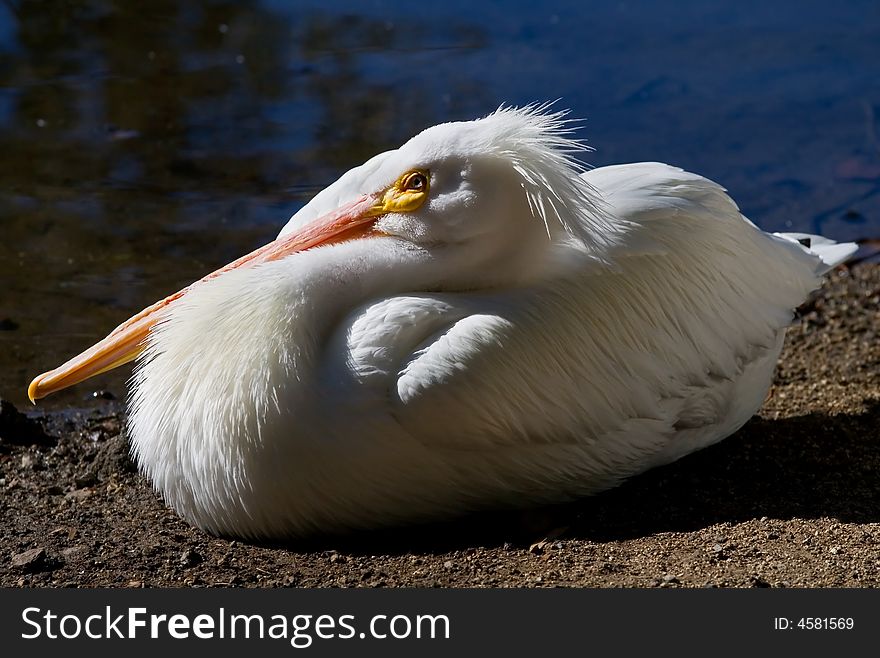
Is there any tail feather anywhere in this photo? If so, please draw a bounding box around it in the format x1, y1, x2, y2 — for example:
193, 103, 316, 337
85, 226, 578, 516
773, 232, 859, 273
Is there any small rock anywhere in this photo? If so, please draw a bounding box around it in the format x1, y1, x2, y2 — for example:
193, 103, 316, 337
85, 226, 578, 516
65, 488, 93, 502
180, 549, 202, 568
46, 485, 64, 495
712, 543, 724, 553
662, 574, 679, 584
829, 546, 841, 555
443, 560, 454, 569
12, 547, 47, 572
61, 546, 87, 560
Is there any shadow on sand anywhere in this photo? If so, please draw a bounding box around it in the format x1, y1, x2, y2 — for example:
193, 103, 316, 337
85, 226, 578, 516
279, 400, 880, 555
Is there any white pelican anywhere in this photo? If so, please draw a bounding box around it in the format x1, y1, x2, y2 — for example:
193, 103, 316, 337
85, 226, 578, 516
28, 105, 856, 540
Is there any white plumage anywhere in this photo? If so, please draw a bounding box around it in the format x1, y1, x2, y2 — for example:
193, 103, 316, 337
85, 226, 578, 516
29, 105, 856, 539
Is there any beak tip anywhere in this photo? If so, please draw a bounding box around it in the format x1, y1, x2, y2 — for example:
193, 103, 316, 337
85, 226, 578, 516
27, 377, 42, 404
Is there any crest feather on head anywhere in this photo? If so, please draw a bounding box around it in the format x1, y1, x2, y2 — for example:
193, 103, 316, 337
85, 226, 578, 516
471, 102, 615, 255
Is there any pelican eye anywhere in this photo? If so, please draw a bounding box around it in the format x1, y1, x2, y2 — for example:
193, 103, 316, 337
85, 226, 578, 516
401, 171, 429, 192
376, 170, 430, 214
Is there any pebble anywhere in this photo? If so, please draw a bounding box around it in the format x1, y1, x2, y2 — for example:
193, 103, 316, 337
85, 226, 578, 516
180, 549, 203, 568
12, 547, 47, 571
529, 539, 549, 554
61, 546, 87, 560
65, 489, 93, 502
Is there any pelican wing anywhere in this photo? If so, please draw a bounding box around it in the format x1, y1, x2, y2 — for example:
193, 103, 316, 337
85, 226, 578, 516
381, 163, 828, 472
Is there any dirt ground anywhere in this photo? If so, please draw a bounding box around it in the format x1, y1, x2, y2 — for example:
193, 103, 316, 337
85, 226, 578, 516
1, 265, 878, 588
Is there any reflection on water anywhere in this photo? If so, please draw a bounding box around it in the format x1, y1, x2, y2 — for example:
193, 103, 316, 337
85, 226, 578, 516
1, 0, 878, 408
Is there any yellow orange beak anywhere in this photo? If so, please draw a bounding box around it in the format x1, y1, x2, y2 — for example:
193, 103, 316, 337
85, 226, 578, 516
27, 193, 384, 402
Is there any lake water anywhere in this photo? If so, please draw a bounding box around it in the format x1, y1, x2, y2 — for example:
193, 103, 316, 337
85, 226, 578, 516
1, 0, 878, 409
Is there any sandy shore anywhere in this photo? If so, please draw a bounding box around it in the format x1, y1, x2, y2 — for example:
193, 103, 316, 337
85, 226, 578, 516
1, 265, 878, 588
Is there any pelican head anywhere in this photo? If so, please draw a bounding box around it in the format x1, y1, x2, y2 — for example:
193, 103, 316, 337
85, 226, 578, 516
28, 105, 608, 403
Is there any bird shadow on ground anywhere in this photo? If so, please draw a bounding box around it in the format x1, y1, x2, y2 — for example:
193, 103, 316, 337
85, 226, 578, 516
278, 399, 880, 556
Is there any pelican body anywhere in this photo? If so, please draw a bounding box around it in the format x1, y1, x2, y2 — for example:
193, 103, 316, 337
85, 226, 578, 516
29, 106, 856, 539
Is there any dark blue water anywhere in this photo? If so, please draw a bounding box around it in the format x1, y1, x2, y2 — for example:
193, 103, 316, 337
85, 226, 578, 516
1, 0, 878, 407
